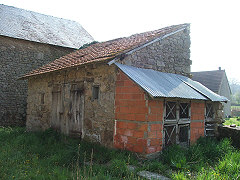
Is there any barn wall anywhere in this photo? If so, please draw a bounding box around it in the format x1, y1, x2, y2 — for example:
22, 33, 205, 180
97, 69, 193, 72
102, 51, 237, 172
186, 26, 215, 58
120, 27, 191, 77
26, 63, 116, 147
0, 35, 74, 126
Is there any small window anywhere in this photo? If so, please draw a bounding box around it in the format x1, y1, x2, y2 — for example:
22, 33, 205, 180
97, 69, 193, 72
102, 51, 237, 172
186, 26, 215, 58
179, 103, 189, 119
166, 102, 177, 120
92, 86, 99, 100
41, 93, 45, 104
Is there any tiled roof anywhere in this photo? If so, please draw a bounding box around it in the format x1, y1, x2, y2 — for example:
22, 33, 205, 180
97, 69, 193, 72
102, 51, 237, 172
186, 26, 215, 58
0, 4, 94, 48
191, 70, 225, 93
23, 23, 189, 78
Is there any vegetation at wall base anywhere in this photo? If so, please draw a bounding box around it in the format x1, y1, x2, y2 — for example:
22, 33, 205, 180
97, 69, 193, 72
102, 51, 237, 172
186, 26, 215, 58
0, 127, 139, 179
0, 127, 240, 179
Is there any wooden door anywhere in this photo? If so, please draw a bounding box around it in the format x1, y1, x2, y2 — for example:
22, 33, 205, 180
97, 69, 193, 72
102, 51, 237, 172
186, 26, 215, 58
69, 89, 83, 137
51, 87, 63, 131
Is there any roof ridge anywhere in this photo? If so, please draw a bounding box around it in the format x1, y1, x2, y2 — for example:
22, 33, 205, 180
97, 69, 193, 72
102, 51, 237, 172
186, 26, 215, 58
0, 4, 94, 48
22, 23, 189, 78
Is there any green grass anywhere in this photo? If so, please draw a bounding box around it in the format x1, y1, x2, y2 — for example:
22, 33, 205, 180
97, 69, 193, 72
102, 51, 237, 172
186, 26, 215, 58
169, 138, 239, 179
140, 137, 239, 179
0, 127, 139, 179
1, 127, 240, 179
231, 106, 240, 109
224, 117, 240, 126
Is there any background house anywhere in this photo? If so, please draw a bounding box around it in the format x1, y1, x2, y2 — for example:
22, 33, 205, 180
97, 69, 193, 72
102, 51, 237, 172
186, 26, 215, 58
0, 4, 94, 126
192, 68, 231, 117
23, 24, 227, 155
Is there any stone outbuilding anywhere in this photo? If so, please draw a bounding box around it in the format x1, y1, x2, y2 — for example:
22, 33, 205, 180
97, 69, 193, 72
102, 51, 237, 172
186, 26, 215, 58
23, 24, 228, 155
192, 68, 231, 117
0, 4, 94, 126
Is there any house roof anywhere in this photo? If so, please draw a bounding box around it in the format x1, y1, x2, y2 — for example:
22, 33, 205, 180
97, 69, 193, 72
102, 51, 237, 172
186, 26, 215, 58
115, 63, 228, 102
191, 70, 226, 93
0, 4, 94, 48
22, 23, 189, 78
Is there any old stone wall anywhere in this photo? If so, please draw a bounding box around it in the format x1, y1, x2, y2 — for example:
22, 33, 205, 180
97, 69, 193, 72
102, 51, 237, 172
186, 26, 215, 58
120, 27, 191, 77
0, 35, 74, 126
26, 62, 116, 147
218, 126, 240, 148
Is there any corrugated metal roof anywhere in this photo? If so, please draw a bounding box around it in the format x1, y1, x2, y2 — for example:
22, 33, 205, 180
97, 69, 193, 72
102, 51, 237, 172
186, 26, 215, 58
115, 63, 207, 100
115, 63, 228, 102
0, 4, 94, 48
177, 75, 228, 102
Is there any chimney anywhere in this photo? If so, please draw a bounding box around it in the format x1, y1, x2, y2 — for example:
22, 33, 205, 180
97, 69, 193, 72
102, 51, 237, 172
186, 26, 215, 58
219, 67, 221, 70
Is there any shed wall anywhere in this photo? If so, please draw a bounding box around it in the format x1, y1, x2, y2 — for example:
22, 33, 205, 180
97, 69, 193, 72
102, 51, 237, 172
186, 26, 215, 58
114, 70, 164, 154
26, 63, 116, 147
190, 101, 205, 143
114, 71, 208, 154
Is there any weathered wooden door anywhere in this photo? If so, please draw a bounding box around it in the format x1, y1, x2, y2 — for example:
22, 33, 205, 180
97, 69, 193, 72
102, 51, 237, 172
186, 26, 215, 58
51, 85, 63, 131
68, 88, 83, 137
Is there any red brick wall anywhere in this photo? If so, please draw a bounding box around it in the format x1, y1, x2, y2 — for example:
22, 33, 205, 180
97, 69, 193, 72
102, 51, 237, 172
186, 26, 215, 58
114, 71, 206, 153
146, 100, 163, 153
114, 71, 164, 154
190, 101, 205, 143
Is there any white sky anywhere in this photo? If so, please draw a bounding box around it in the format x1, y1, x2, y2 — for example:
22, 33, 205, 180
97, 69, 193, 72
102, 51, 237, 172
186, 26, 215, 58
1, 0, 240, 82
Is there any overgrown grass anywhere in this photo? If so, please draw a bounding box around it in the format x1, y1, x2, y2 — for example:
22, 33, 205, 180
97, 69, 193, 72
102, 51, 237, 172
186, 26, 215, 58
0, 127, 139, 179
224, 117, 240, 126
1, 127, 240, 179
156, 137, 239, 179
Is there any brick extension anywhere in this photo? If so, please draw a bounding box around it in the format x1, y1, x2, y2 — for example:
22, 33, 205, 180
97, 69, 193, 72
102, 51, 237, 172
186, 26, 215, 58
114, 71, 163, 154
190, 102, 205, 143
114, 71, 206, 154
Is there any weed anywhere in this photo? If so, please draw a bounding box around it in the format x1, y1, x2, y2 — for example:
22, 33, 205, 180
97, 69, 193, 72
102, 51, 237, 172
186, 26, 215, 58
1, 127, 239, 179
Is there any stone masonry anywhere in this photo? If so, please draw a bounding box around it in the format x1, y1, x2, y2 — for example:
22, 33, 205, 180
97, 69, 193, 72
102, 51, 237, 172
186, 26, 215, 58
0, 36, 74, 126
26, 62, 116, 147
121, 27, 191, 77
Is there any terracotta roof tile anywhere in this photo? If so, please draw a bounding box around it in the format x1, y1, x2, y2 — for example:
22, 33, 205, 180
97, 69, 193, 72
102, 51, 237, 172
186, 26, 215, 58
23, 24, 188, 78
